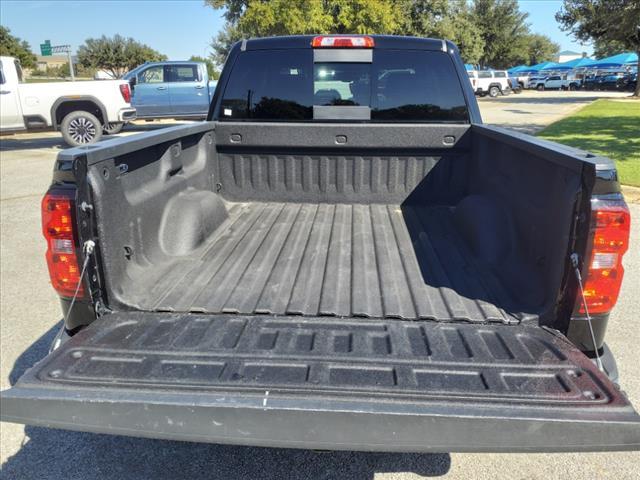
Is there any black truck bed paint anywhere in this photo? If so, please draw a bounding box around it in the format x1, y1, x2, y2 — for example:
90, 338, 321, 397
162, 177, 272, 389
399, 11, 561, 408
145, 202, 516, 322
3, 312, 639, 452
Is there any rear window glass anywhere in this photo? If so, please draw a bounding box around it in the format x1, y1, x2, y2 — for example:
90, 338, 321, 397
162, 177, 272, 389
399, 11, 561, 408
219, 49, 468, 123
219, 50, 313, 120
494, 71, 506, 78
478, 71, 492, 78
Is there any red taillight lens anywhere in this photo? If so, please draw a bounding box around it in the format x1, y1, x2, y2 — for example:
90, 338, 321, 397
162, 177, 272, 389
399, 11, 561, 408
42, 190, 85, 299
312, 35, 374, 48
119, 83, 131, 103
577, 200, 630, 315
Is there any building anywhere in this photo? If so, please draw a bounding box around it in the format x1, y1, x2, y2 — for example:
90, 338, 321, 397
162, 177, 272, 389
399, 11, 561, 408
555, 50, 585, 63
35, 55, 77, 72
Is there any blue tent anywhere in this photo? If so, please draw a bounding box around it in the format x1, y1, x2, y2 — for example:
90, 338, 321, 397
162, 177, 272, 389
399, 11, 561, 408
539, 62, 564, 71
554, 57, 593, 69
464, 64, 475, 71
507, 64, 528, 74
582, 52, 638, 68
521, 61, 559, 72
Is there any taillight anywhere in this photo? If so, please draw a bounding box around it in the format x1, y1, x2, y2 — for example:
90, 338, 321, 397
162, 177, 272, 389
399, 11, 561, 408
312, 35, 374, 48
577, 199, 630, 315
42, 189, 85, 299
119, 83, 131, 103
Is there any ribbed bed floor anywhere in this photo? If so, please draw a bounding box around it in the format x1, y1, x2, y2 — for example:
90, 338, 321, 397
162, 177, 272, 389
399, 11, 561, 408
144, 203, 522, 323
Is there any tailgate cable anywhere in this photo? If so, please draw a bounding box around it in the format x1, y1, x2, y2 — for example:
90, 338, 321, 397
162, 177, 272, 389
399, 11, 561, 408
570, 253, 603, 372
62, 240, 95, 328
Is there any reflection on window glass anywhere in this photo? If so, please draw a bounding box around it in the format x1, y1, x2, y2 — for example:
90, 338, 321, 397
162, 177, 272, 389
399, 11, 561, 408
313, 63, 370, 106
139, 66, 164, 83
219, 48, 468, 122
478, 71, 492, 78
220, 50, 313, 120
168, 65, 200, 82
13, 60, 23, 83
371, 51, 468, 122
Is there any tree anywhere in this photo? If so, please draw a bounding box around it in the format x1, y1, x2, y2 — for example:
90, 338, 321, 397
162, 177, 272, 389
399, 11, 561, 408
206, 0, 400, 64
524, 33, 560, 65
0, 26, 37, 69
472, 0, 531, 69
398, 0, 485, 64
593, 38, 627, 59
189, 55, 220, 79
205, 0, 558, 70
556, 0, 640, 96
77, 35, 167, 78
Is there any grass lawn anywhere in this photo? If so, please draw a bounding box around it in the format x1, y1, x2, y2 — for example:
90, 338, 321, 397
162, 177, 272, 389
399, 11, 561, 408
537, 99, 640, 187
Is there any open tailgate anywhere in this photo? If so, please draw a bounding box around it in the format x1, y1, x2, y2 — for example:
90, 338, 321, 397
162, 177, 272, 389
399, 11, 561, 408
2, 313, 639, 452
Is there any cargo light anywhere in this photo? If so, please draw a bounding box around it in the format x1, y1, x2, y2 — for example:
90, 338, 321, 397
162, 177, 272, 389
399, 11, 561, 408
312, 36, 374, 48
119, 83, 131, 103
576, 199, 630, 315
42, 189, 85, 299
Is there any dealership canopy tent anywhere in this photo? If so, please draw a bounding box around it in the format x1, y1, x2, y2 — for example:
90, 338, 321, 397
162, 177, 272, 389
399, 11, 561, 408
515, 61, 560, 73
553, 57, 593, 70
582, 52, 638, 68
507, 64, 529, 74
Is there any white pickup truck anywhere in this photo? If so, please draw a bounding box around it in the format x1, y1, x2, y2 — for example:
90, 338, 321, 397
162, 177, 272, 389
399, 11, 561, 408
467, 70, 511, 97
0, 56, 136, 146
530, 74, 582, 91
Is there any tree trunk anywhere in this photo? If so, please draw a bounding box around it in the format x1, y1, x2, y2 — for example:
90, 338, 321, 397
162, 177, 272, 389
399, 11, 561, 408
635, 53, 640, 97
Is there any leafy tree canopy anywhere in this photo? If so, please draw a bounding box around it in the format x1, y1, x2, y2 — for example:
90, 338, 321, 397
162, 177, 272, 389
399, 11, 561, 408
556, 0, 640, 95
524, 33, 561, 66
77, 35, 167, 78
206, 0, 558, 70
189, 55, 220, 79
0, 26, 37, 69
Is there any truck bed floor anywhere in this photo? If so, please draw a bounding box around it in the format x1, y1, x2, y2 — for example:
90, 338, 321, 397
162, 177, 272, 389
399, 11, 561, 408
140, 203, 523, 323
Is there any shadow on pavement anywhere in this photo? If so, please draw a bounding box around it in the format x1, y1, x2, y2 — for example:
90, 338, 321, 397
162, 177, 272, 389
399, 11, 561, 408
2, 324, 452, 480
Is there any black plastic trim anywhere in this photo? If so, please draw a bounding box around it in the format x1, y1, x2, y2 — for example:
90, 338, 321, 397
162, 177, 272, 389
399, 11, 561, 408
2, 313, 639, 452
50, 96, 108, 129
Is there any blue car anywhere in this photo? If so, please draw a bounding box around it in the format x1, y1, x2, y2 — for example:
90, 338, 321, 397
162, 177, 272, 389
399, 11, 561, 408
124, 61, 218, 120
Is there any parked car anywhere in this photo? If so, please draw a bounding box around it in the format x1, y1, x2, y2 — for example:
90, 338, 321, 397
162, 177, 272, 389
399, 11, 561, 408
513, 74, 531, 89
600, 72, 626, 90
508, 76, 522, 93
0, 56, 136, 145
468, 69, 510, 97
621, 72, 638, 92
537, 74, 581, 91
123, 61, 218, 121
2, 35, 639, 452
527, 74, 548, 89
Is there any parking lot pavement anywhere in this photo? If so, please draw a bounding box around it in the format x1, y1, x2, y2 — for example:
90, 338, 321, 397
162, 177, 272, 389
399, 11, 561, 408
2, 100, 640, 479
479, 90, 631, 134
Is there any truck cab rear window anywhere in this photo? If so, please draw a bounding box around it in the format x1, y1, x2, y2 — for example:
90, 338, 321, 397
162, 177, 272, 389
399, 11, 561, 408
219, 49, 468, 123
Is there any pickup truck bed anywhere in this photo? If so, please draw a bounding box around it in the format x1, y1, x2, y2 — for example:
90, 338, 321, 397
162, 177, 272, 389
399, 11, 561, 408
3, 36, 638, 452
92, 123, 578, 328
144, 201, 515, 322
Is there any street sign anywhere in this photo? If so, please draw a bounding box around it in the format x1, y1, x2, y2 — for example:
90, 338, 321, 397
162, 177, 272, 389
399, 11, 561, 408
38, 40, 75, 81
40, 40, 52, 56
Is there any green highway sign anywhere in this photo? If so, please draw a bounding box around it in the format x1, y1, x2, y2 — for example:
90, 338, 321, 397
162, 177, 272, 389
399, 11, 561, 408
40, 40, 52, 56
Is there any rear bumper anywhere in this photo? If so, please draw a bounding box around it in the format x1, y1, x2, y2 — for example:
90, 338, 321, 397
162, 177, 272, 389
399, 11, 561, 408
118, 108, 137, 122
2, 313, 639, 452
3, 384, 639, 452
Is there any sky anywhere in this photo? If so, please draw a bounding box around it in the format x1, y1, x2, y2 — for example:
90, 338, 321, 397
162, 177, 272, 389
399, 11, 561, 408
0, 0, 592, 61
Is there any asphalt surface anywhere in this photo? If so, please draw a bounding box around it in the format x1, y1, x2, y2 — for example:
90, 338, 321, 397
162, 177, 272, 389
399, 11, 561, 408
1, 92, 639, 479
